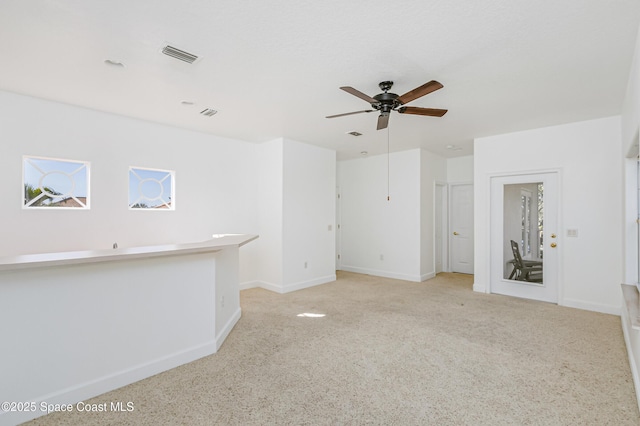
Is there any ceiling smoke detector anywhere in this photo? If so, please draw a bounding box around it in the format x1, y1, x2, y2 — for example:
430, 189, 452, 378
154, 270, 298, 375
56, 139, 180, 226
161, 45, 199, 64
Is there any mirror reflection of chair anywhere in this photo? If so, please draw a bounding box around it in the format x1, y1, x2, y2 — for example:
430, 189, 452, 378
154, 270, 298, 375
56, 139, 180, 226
508, 240, 543, 283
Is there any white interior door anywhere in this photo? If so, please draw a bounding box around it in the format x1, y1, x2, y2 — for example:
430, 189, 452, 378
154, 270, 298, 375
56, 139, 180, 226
450, 184, 474, 274
490, 172, 559, 303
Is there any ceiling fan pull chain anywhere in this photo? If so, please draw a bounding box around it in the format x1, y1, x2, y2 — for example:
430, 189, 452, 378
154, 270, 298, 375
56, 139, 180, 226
387, 125, 390, 202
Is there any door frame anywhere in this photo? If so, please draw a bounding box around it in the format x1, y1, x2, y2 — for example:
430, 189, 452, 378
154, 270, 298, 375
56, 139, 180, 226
336, 185, 341, 270
485, 168, 563, 303
434, 181, 449, 273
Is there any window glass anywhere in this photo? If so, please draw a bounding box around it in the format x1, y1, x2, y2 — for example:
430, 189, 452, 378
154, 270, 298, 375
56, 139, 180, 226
129, 167, 174, 209
23, 156, 89, 209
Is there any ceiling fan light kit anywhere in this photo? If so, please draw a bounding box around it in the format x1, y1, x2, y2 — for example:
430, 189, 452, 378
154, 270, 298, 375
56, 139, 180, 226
327, 80, 447, 130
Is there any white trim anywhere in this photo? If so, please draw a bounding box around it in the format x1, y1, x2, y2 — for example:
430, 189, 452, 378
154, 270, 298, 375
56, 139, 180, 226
279, 275, 337, 293
215, 308, 242, 351
472, 282, 485, 292
239, 280, 260, 290
561, 298, 621, 316
421, 271, 436, 281
485, 168, 563, 302
434, 181, 448, 274
340, 265, 422, 282
0, 340, 218, 425
621, 298, 640, 412
242, 275, 337, 294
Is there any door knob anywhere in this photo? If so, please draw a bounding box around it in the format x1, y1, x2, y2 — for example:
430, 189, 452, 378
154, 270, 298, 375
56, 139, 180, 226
550, 242, 557, 248
453, 231, 459, 236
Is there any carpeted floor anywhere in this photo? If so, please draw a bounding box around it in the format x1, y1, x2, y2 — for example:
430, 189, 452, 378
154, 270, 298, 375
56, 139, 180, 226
26, 272, 640, 425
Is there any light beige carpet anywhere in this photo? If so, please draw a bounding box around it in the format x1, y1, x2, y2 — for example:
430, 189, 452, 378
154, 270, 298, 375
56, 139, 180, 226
26, 272, 639, 425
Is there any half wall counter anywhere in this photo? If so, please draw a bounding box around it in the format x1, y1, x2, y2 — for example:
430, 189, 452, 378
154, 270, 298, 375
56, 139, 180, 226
0, 234, 257, 426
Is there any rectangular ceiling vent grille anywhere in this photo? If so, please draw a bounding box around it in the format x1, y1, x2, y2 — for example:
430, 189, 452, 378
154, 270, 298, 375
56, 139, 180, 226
161, 45, 199, 64
200, 108, 218, 117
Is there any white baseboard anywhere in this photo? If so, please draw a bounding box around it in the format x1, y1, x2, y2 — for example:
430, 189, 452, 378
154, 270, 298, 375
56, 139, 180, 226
280, 274, 336, 293
239, 280, 260, 290
473, 282, 486, 293
421, 272, 436, 281
0, 341, 218, 426
216, 308, 241, 351
245, 280, 282, 293
2, 310, 243, 426
340, 265, 422, 282
245, 275, 336, 294
561, 298, 621, 316
621, 303, 640, 412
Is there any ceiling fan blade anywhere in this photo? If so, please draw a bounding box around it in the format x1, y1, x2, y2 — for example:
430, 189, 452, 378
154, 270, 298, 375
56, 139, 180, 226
340, 86, 379, 104
396, 80, 444, 105
326, 110, 374, 119
397, 106, 448, 117
377, 114, 389, 130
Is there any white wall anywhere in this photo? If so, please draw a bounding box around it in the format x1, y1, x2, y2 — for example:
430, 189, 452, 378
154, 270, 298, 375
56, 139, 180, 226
282, 139, 336, 290
0, 90, 261, 283
338, 148, 447, 281
338, 150, 421, 281
254, 139, 284, 288
447, 155, 474, 183
421, 150, 447, 279
249, 138, 337, 293
0, 91, 339, 295
474, 116, 623, 314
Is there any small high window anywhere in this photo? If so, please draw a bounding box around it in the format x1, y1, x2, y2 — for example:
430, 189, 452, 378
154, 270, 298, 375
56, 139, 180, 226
129, 167, 174, 210
23, 156, 90, 209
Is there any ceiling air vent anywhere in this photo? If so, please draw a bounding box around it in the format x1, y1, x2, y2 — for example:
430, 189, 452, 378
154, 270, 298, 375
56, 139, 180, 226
161, 45, 199, 64
200, 108, 218, 117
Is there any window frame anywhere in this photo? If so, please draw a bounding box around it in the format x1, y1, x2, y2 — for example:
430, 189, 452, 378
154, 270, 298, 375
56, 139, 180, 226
22, 155, 91, 210
128, 166, 175, 211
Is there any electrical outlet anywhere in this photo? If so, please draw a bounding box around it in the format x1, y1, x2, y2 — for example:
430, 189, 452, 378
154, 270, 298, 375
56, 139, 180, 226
304, 261, 308, 269
220, 296, 225, 308
380, 254, 384, 261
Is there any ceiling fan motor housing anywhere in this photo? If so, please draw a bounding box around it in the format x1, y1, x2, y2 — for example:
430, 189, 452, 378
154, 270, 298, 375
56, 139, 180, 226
373, 91, 399, 113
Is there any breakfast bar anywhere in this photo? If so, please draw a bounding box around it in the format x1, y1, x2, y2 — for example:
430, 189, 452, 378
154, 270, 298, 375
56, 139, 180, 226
0, 234, 257, 426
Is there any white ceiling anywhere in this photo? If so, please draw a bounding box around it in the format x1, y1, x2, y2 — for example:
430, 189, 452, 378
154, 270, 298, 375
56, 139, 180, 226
1, 1, 639, 160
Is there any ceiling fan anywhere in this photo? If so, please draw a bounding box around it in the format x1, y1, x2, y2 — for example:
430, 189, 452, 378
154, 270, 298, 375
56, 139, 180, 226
326, 80, 447, 130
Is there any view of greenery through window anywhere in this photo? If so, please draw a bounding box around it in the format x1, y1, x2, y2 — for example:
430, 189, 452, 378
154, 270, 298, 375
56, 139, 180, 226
129, 167, 174, 209
23, 157, 174, 210
23, 156, 89, 208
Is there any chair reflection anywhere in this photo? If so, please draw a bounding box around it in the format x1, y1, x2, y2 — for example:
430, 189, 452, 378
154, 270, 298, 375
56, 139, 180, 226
508, 240, 543, 283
